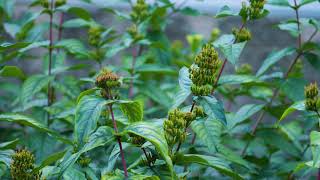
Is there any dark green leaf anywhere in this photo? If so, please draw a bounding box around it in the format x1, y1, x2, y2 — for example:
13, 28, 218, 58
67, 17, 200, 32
197, 96, 227, 126
0, 66, 25, 79
120, 101, 143, 123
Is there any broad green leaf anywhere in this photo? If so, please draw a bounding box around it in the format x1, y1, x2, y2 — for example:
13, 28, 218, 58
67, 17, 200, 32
62, 18, 93, 28
65, 7, 92, 21
0, 66, 25, 79
0, 139, 19, 150
278, 22, 299, 37
175, 154, 243, 179
172, 67, 191, 108
280, 78, 307, 101
197, 96, 227, 126
140, 83, 172, 109
218, 74, 259, 85
3, 23, 20, 38
215, 5, 237, 18
278, 101, 305, 123
268, 0, 290, 6
0, 150, 14, 167
0, 42, 30, 51
300, 0, 317, 6
18, 40, 50, 53
59, 126, 114, 174
106, 143, 130, 173
124, 121, 174, 177
0, 113, 72, 144
76, 88, 98, 103
256, 47, 295, 76
0, 0, 15, 17
180, 7, 201, 16
63, 167, 86, 180
135, 64, 177, 75
213, 34, 234, 48
20, 74, 54, 106
191, 118, 223, 152
220, 42, 246, 66
55, 39, 88, 57
229, 104, 265, 129
310, 131, 320, 166
120, 101, 143, 123
304, 53, 320, 73
34, 151, 66, 172
74, 95, 113, 145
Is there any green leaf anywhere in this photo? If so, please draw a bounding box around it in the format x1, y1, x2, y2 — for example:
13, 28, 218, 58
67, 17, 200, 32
218, 74, 260, 85
0, 42, 30, 51
0, 139, 19, 150
124, 121, 174, 177
268, 0, 291, 6
120, 101, 143, 123
197, 96, 227, 126
0, 113, 72, 144
256, 47, 296, 76
18, 41, 50, 53
74, 95, 114, 145
304, 53, 320, 72
0, 150, 14, 167
34, 151, 66, 172
229, 104, 265, 129
278, 22, 299, 37
280, 78, 307, 101
55, 39, 88, 57
220, 42, 246, 66
59, 126, 114, 174
65, 7, 92, 21
278, 101, 305, 123
310, 131, 320, 167
179, 7, 201, 16
191, 118, 223, 152
299, 0, 317, 6
135, 64, 177, 75
0, 0, 15, 18
0, 66, 25, 79
175, 154, 243, 179
215, 5, 237, 18
20, 74, 54, 106
63, 167, 86, 180
172, 67, 191, 108
106, 143, 130, 173
63, 18, 93, 28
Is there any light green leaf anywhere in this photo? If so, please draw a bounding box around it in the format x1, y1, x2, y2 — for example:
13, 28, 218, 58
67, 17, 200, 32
0, 66, 25, 79
310, 131, 320, 166
0, 113, 72, 144
172, 67, 191, 108
215, 5, 237, 18
220, 42, 246, 66
55, 39, 88, 57
0, 139, 19, 150
63, 18, 93, 28
197, 96, 227, 126
135, 64, 177, 75
124, 121, 174, 177
229, 104, 265, 129
175, 154, 243, 179
20, 74, 54, 106
300, 0, 317, 6
268, 0, 290, 6
74, 95, 114, 145
218, 74, 259, 85
256, 47, 296, 76
59, 126, 114, 174
65, 7, 92, 21
34, 151, 66, 172
278, 101, 305, 123
19, 41, 50, 53
120, 101, 143, 123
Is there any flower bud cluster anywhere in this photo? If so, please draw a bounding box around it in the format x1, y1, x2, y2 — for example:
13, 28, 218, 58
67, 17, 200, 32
189, 44, 221, 96
164, 107, 205, 148
240, 0, 266, 21
88, 26, 103, 47
130, 0, 149, 23
10, 149, 41, 180
96, 69, 121, 99
129, 133, 145, 146
236, 63, 253, 75
40, 0, 49, 8
127, 24, 144, 41
305, 82, 319, 112
232, 28, 252, 43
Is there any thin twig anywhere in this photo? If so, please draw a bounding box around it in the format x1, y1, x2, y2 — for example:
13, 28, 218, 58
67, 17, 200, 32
47, 0, 54, 125
129, 45, 143, 99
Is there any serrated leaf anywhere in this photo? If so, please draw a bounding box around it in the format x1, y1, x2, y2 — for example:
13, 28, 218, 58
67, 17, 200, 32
20, 74, 54, 106
256, 47, 295, 76
215, 5, 236, 18
278, 101, 305, 123
74, 95, 114, 145
197, 96, 226, 126
220, 42, 246, 65
172, 67, 192, 108
175, 154, 244, 179
120, 101, 143, 123
0, 113, 72, 144
0, 66, 25, 79
124, 121, 174, 177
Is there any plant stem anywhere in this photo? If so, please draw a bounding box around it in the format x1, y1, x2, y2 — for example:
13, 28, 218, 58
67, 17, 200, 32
47, 0, 54, 125
241, 2, 304, 156
129, 45, 143, 99
108, 104, 128, 177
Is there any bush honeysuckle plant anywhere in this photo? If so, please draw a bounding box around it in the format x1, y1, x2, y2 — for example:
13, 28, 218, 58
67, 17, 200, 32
1, 0, 320, 179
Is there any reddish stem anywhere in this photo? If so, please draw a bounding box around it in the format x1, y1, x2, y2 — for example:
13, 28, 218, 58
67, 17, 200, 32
108, 104, 128, 177
47, 0, 54, 124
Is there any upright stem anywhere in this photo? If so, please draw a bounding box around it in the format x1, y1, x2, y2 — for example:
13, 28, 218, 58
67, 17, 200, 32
241, 1, 303, 156
47, 0, 54, 125
108, 104, 128, 177
129, 45, 143, 99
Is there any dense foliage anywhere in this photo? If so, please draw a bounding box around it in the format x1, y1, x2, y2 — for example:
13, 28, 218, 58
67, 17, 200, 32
0, 0, 320, 179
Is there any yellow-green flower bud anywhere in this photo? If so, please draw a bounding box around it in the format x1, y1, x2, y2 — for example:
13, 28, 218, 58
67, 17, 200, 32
88, 26, 103, 47
232, 27, 252, 43
305, 82, 318, 99
130, 0, 149, 23
39, 0, 49, 8
10, 149, 41, 180
306, 98, 318, 112
78, 156, 91, 167
210, 28, 220, 42
127, 24, 144, 41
